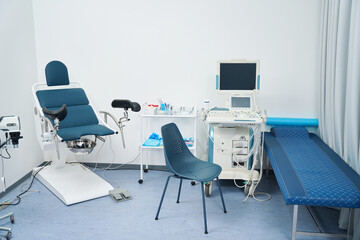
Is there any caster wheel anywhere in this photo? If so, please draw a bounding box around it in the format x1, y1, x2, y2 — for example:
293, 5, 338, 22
138, 179, 143, 184
10, 216, 14, 224
204, 181, 213, 197
191, 181, 196, 186
144, 169, 148, 173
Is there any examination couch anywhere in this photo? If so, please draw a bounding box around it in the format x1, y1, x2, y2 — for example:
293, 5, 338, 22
264, 127, 360, 240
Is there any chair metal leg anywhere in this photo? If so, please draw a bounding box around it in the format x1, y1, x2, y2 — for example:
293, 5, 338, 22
155, 175, 172, 220
216, 177, 227, 213
200, 182, 208, 234
176, 179, 183, 203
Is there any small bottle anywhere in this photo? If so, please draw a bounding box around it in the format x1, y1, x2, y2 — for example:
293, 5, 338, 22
204, 99, 210, 111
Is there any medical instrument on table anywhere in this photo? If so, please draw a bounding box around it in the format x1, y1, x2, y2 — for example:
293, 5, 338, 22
32, 61, 139, 205
204, 59, 270, 201
0, 115, 22, 240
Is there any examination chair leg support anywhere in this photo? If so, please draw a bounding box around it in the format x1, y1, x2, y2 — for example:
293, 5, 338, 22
216, 177, 227, 213
177, 179, 183, 203
201, 181, 208, 234
155, 175, 171, 220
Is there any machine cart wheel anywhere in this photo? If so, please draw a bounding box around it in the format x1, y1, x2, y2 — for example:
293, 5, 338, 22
204, 181, 213, 197
10, 216, 14, 224
138, 179, 143, 184
191, 181, 196, 186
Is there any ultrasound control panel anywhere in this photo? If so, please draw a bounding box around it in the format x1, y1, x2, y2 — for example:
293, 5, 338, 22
206, 108, 264, 124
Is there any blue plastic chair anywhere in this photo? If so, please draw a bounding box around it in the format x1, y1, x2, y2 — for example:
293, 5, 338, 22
155, 123, 227, 234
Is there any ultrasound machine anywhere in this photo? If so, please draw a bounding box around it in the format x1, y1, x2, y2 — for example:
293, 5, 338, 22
205, 59, 267, 199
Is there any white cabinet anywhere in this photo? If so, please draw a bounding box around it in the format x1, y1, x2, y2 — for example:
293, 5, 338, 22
138, 111, 197, 183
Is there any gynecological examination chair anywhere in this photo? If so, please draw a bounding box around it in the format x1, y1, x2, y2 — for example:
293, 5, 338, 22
32, 60, 140, 205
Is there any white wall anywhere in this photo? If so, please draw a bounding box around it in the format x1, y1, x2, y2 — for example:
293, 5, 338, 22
32, 0, 322, 166
0, 0, 42, 187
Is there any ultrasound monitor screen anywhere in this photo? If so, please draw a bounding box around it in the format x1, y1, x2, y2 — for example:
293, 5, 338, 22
219, 63, 257, 91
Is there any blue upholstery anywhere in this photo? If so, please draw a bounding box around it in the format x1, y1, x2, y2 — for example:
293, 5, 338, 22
162, 123, 222, 182
57, 125, 114, 142
37, 89, 114, 140
266, 117, 319, 127
36, 61, 115, 141
36, 88, 89, 108
264, 127, 360, 208
45, 105, 99, 129
45, 61, 70, 86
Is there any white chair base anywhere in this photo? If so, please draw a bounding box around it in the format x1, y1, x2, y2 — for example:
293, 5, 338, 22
34, 163, 113, 205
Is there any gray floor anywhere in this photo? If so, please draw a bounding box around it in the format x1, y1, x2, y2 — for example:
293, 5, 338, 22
0, 168, 347, 240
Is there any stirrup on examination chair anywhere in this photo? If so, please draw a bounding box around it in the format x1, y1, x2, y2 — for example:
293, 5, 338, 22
100, 99, 141, 148
112, 99, 141, 112
42, 104, 68, 122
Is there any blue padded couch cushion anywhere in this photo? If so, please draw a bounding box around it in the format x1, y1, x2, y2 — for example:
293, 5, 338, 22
271, 126, 309, 138
265, 127, 360, 208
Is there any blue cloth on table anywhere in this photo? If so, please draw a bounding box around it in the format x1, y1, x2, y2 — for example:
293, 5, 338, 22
143, 139, 161, 147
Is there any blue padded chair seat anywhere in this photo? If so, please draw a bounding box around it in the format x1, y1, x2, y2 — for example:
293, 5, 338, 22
36, 88, 89, 108
264, 127, 360, 208
36, 88, 114, 141
57, 124, 114, 141
46, 105, 99, 129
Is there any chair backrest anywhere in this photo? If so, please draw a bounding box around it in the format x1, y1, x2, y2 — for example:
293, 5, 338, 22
161, 123, 192, 174
36, 61, 99, 129
45, 61, 70, 86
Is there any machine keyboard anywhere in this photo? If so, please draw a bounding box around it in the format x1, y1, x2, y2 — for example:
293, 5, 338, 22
207, 110, 262, 122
